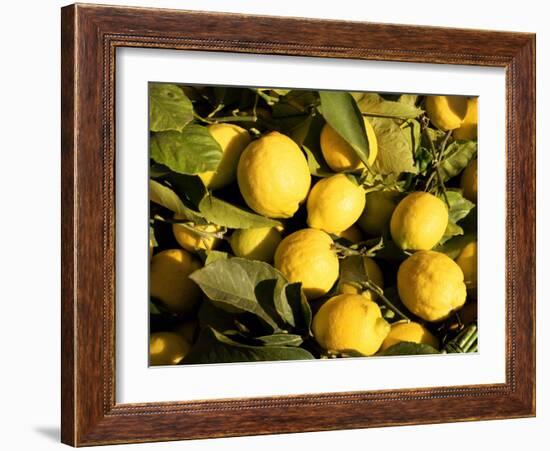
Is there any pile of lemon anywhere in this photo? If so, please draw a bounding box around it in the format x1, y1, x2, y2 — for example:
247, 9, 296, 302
150, 94, 478, 364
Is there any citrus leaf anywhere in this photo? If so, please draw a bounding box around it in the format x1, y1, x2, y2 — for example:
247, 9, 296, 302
149, 179, 205, 224
303, 145, 335, 177
434, 233, 476, 259
318, 91, 371, 166
277, 282, 312, 332
440, 190, 475, 244
440, 140, 477, 181
377, 342, 440, 356
355, 93, 423, 119
204, 250, 230, 266
149, 83, 193, 132
198, 195, 281, 229
254, 333, 303, 347
150, 125, 223, 175
182, 327, 314, 364
370, 117, 417, 175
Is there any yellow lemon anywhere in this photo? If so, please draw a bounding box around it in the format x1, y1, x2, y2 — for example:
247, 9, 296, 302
357, 190, 398, 236
380, 321, 439, 351
149, 332, 191, 365
453, 97, 478, 140
335, 225, 363, 244
390, 192, 448, 251
312, 294, 390, 356
230, 226, 282, 262
237, 132, 311, 218
338, 255, 384, 303
320, 117, 378, 172
397, 250, 467, 322
198, 123, 251, 190
425, 95, 468, 131
274, 228, 339, 300
456, 241, 477, 293
172, 214, 222, 252
460, 159, 478, 203
307, 174, 366, 233
150, 249, 202, 314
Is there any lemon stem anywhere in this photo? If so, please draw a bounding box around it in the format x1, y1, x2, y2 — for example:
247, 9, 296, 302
423, 127, 451, 207
361, 280, 411, 321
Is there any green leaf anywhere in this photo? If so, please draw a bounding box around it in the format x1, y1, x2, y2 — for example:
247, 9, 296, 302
149, 224, 158, 248
164, 173, 207, 209
355, 93, 423, 119
302, 146, 335, 177
149, 83, 193, 132
183, 327, 314, 364
440, 140, 477, 181
440, 190, 475, 243
399, 94, 419, 106
198, 195, 281, 229
254, 333, 303, 347
377, 342, 440, 356
370, 117, 417, 175
190, 258, 290, 331
434, 233, 476, 259
150, 125, 223, 175
149, 179, 205, 224
278, 282, 312, 333
205, 250, 229, 265
318, 91, 371, 166
292, 114, 334, 178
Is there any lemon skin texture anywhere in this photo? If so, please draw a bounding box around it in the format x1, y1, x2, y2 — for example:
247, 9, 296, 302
230, 226, 282, 262
320, 117, 378, 172
172, 214, 222, 252
338, 255, 384, 303
150, 332, 191, 365
307, 174, 366, 234
237, 132, 311, 218
453, 97, 478, 140
390, 192, 448, 251
312, 294, 390, 356
456, 241, 477, 295
199, 124, 251, 190
380, 321, 439, 351
150, 249, 203, 314
274, 228, 339, 300
397, 250, 467, 322
460, 159, 478, 203
357, 190, 398, 236
425, 95, 468, 131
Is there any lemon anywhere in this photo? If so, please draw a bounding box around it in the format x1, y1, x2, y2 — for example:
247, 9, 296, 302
390, 192, 448, 251
198, 124, 251, 190
307, 174, 366, 233
335, 225, 363, 244
357, 190, 398, 236
230, 226, 282, 262
175, 320, 198, 344
397, 250, 467, 322
456, 241, 477, 293
320, 117, 378, 172
274, 228, 339, 300
425, 95, 468, 131
237, 132, 311, 218
380, 321, 439, 351
312, 294, 390, 356
453, 97, 478, 140
150, 332, 191, 365
172, 214, 222, 252
338, 255, 383, 303
460, 159, 477, 203
150, 249, 202, 314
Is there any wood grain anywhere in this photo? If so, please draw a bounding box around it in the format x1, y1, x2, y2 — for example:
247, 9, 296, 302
61, 3, 536, 446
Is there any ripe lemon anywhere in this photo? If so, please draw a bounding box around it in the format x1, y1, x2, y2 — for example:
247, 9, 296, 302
460, 159, 477, 203
237, 132, 311, 218
338, 255, 383, 303
425, 95, 468, 131
453, 97, 478, 140
390, 192, 448, 251
172, 214, 222, 252
380, 321, 439, 351
198, 123, 251, 190
307, 174, 366, 233
312, 294, 390, 356
230, 226, 282, 262
397, 250, 467, 322
320, 117, 378, 172
357, 190, 398, 236
150, 332, 191, 365
456, 241, 477, 294
150, 249, 202, 314
274, 228, 339, 300
335, 225, 363, 244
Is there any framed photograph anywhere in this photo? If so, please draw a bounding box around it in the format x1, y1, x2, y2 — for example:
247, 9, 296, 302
61, 3, 536, 446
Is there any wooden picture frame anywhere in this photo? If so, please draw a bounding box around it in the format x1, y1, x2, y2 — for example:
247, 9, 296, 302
61, 3, 536, 446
